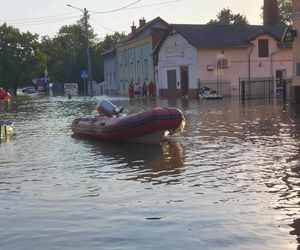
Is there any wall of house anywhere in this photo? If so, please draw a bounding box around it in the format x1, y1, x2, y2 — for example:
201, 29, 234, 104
117, 36, 154, 96
292, 14, 300, 87
197, 34, 292, 97
158, 32, 291, 98
103, 52, 117, 95
157, 33, 198, 98
115, 20, 169, 96
291, 6, 300, 104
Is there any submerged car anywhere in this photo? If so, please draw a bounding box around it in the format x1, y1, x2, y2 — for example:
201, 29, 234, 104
22, 87, 37, 94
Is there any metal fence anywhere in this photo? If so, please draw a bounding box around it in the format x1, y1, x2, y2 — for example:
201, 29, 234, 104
239, 77, 291, 100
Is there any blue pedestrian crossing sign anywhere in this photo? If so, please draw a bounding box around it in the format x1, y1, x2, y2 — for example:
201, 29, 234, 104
80, 70, 89, 79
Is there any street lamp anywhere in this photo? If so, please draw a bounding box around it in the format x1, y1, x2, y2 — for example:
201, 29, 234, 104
67, 4, 93, 96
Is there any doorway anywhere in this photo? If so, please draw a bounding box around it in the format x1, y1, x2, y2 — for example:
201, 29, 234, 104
180, 66, 189, 97
276, 69, 287, 97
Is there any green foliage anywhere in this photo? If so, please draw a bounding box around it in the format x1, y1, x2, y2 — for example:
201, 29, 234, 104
278, 0, 292, 25
260, 0, 292, 26
0, 23, 46, 92
92, 32, 125, 82
207, 8, 249, 25
42, 24, 88, 84
40, 17, 125, 89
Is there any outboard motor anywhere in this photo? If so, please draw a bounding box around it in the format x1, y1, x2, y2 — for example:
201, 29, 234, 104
98, 99, 116, 117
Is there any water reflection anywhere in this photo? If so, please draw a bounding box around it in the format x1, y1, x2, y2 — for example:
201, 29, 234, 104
3, 96, 300, 249
73, 137, 186, 185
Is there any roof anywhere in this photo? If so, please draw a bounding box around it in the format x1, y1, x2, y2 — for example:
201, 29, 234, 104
153, 24, 289, 52
119, 16, 169, 44
101, 46, 116, 57
101, 17, 168, 56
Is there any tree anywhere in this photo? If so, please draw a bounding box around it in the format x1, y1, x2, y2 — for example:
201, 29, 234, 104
0, 23, 46, 94
92, 32, 126, 83
261, 0, 292, 26
278, 0, 292, 25
41, 24, 87, 85
207, 8, 249, 25
41, 14, 98, 88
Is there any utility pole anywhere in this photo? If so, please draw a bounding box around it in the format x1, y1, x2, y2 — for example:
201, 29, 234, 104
67, 5, 93, 96
83, 8, 93, 97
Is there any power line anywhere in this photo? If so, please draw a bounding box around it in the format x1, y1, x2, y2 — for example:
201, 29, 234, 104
5, 15, 82, 26
0, 11, 80, 22
90, 18, 119, 33
1, 0, 183, 35
90, 0, 142, 14
91, 0, 182, 14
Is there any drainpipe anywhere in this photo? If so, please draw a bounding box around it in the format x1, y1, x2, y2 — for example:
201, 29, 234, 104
270, 49, 281, 80
271, 49, 281, 97
248, 47, 254, 81
247, 47, 254, 97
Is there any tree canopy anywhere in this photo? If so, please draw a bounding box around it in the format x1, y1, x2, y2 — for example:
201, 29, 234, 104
207, 8, 249, 25
278, 0, 292, 25
0, 14, 125, 94
0, 23, 46, 93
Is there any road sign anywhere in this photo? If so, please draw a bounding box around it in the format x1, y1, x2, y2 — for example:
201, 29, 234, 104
80, 70, 89, 79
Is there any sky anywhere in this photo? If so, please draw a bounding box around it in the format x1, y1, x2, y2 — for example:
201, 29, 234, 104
0, 0, 264, 39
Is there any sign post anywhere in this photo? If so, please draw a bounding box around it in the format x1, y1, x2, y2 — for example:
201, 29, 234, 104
80, 70, 89, 96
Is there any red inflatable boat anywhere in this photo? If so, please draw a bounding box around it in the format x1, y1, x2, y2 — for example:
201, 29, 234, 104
71, 100, 185, 144
0, 87, 11, 101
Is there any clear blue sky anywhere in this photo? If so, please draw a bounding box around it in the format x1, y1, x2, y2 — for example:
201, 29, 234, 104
0, 0, 264, 39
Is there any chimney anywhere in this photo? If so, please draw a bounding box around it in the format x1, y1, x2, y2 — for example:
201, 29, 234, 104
131, 22, 136, 34
263, 0, 278, 25
139, 18, 146, 28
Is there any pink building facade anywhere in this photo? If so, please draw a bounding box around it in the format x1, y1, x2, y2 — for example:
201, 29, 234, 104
155, 25, 292, 98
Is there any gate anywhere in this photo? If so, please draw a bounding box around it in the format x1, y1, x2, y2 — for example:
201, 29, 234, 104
239, 77, 290, 100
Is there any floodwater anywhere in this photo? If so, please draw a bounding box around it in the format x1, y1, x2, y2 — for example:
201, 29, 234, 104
1, 95, 300, 250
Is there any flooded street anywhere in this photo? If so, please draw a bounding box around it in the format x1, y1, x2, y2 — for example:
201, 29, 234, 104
1, 95, 300, 250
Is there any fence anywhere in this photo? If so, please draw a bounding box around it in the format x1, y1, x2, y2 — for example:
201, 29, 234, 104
239, 77, 290, 100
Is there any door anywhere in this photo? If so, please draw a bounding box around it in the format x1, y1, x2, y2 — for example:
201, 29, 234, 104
167, 70, 177, 89
180, 66, 189, 96
276, 70, 286, 96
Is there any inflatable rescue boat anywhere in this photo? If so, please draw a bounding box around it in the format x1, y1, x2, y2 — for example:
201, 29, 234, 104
71, 100, 185, 144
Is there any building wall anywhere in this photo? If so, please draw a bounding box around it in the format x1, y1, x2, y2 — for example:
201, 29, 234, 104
157, 33, 198, 98
115, 19, 169, 96
197, 35, 292, 96
157, 33, 292, 98
117, 36, 154, 96
291, 2, 300, 104
103, 52, 117, 95
293, 15, 300, 87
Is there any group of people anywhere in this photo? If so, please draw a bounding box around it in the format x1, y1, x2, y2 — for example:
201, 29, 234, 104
128, 80, 156, 99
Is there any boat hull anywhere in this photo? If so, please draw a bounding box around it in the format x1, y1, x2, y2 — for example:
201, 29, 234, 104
71, 107, 185, 144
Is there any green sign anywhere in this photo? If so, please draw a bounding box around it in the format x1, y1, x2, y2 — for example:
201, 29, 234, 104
282, 28, 296, 43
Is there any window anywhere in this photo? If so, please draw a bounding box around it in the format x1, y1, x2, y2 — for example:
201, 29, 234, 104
136, 60, 141, 81
297, 63, 300, 76
130, 62, 134, 81
143, 59, 149, 80
258, 39, 269, 57
119, 64, 123, 82
124, 63, 128, 81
